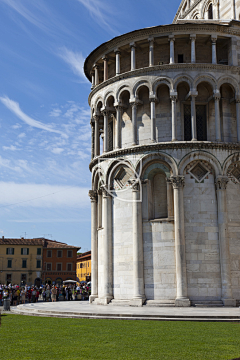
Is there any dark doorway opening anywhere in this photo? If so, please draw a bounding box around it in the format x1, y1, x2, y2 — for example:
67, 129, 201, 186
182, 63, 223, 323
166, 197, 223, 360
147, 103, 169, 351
178, 54, 184, 63
184, 104, 207, 141
208, 4, 213, 19
108, 121, 113, 151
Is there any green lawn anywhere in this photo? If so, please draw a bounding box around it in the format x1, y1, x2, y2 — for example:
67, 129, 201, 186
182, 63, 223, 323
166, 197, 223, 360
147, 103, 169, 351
0, 315, 240, 360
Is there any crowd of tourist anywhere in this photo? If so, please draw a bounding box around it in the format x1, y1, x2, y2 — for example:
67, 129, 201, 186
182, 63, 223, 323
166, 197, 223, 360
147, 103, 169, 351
0, 283, 91, 306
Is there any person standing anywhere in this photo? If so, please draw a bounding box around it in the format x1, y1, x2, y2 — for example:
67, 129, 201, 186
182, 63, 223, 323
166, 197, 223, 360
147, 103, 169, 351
21, 288, 26, 304
51, 286, 57, 302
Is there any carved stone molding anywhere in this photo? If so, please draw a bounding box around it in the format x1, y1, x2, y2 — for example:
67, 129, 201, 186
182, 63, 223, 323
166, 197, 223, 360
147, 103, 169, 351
128, 178, 141, 191
88, 190, 98, 202
215, 176, 229, 190
169, 176, 185, 189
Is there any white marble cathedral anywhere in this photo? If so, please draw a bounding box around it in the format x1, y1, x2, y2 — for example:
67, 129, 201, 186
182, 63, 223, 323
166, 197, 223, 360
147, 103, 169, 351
85, 0, 240, 307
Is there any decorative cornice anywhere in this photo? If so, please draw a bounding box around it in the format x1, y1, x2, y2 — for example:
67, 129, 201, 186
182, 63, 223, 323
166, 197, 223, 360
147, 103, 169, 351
88, 63, 239, 104
84, 21, 240, 81
89, 141, 240, 171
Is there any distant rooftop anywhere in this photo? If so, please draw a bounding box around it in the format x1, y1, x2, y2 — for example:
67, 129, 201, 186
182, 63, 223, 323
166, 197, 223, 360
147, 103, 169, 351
0, 236, 80, 250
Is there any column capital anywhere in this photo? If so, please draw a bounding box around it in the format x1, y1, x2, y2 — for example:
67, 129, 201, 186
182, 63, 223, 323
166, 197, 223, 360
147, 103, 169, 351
97, 188, 102, 195
130, 41, 136, 48
211, 35, 217, 43
101, 186, 111, 198
168, 35, 175, 42
236, 95, 240, 103
93, 114, 100, 122
149, 95, 158, 103
189, 90, 198, 98
190, 34, 196, 40
128, 178, 141, 191
148, 36, 154, 43
170, 94, 178, 101
101, 108, 109, 116
169, 176, 185, 189
88, 190, 98, 202
93, 64, 99, 69
102, 55, 108, 61
213, 93, 221, 101
215, 176, 229, 190
114, 48, 121, 55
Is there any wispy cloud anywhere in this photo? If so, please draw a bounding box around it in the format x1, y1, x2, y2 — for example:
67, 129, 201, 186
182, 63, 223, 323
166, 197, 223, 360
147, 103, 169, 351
2, 145, 18, 151
58, 47, 86, 82
0, 182, 89, 209
0, 96, 67, 137
76, 0, 117, 33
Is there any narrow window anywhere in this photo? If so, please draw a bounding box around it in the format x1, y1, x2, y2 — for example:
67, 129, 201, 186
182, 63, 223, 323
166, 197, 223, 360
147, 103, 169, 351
67, 263, 72, 271
22, 260, 27, 268
36, 260, 41, 268
57, 263, 62, 271
208, 3, 213, 19
47, 250, 52, 258
46, 263, 52, 271
57, 250, 62, 258
37, 248, 41, 255
67, 250, 73, 258
6, 248, 14, 255
178, 54, 184, 63
6, 274, 12, 283
21, 248, 29, 255
7, 260, 12, 268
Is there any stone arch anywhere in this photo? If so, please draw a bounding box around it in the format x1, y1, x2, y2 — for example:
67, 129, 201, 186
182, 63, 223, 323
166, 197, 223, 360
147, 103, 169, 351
95, 96, 104, 112
104, 91, 116, 106
116, 84, 132, 102
152, 77, 173, 95
194, 74, 217, 91
135, 152, 178, 178
217, 76, 239, 96
178, 150, 222, 176
201, 0, 213, 19
133, 79, 151, 98
173, 74, 193, 91
92, 166, 105, 190
106, 158, 135, 189
223, 152, 240, 175
191, 9, 201, 19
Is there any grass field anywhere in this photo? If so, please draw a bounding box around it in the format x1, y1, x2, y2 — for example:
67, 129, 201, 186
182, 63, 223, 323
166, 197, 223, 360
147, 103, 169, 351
0, 315, 240, 359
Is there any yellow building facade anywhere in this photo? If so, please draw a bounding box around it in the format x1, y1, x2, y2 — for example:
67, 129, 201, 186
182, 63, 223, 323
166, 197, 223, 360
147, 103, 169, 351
0, 237, 43, 286
76, 251, 91, 282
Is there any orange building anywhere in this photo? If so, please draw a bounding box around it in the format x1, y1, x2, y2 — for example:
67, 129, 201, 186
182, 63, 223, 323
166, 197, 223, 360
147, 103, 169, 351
42, 239, 80, 285
76, 251, 91, 282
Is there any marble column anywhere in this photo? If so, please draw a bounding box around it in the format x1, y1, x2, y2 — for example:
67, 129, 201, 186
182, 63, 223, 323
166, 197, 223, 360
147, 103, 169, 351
215, 176, 236, 306
166, 178, 174, 218
97, 189, 102, 229
101, 187, 113, 304
236, 98, 240, 142
130, 181, 145, 306
232, 0, 236, 19
169, 176, 190, 307
91, 121, 94, 160
103, 111, 109, 152
170, 94, 177, 141
169, 35, 175, 64
102, 56, 108, 82
130, 42, 136, 71
131, 102, 137, 145
114, 49, 121, 75
88, 190, 98, 303
94, 115, 100, 157
94, 65, 99, 85
191, 94, 197, 141
211, 35, 217, 64
148, 37, 154, 67
150, 98, 156, 142
91, 72, 95, 89
214, 92, 221, 141
115, 105, 122, 149
190, 34, 196, 63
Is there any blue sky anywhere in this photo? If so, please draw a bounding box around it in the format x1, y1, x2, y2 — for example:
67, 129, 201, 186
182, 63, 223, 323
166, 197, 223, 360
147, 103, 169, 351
0, 0, 180, 249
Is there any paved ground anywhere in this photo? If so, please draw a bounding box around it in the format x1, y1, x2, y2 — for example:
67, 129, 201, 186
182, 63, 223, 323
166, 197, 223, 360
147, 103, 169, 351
7, 301, 240, 321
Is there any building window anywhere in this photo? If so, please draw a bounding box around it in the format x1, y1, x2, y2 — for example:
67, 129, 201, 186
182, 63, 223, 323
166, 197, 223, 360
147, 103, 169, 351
88, 262, 89, 267
37, 248, 41, 255
21, 274, 27, 282
57, 250, 62, 258
6, 274, 11, 283
21, 248, 29, 255
67, 263, 72, 271
67, 250, 73, 258
47, 250, 52, 258
56, 263, 62, 271
208, 3, 213, 19
22, 260, 27, 268
178, 54, 184, 63
6, 248, 14, 255
46, 263, 52, 271
80, 263, 83, 268
7, 260, 12, 268
36, 260, 41, 268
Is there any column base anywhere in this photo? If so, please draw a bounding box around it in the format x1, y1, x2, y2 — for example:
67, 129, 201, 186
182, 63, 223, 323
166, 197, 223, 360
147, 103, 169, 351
94, 296, 113, 305
89, 295, 98, 304
175, 298, 191, 307
222, 298, 236, 307
191, 138, 197, 142
129, 297, 145, 307
171, 139, 177, 142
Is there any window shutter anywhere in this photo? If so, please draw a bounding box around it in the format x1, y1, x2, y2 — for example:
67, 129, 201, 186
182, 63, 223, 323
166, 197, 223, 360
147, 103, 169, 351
6, 248, 8, 254
21, 248, 23, 255
27, 248, 29, 255
12, 248, 14, 255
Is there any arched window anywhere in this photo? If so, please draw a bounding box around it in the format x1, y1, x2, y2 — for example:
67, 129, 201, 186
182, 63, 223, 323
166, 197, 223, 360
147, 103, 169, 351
153, 173, 168, 218
208, 3, 213, 19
